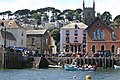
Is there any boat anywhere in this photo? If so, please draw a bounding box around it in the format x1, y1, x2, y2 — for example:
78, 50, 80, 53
64, 64, 82, 71
48, 65, 62, 68
114, 65, 120, 69
64, 64, 96, 71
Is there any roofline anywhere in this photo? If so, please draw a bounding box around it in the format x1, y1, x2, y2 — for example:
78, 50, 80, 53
85, 17, 113, 31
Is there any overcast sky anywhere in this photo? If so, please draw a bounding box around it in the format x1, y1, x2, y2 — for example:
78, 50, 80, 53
0, 0, 119, 19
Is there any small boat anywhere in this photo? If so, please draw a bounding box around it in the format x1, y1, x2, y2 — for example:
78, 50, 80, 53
114, 65, 120, 69
64, 64, 96, 71
48, 65, 62, 68
64, 64, 82, 71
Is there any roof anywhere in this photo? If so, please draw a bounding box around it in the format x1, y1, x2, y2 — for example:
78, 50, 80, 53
1, 31, 16, 41
61, 22, 88, 29
85, 17, 113, 31
26, 29, 47, 35
0, 20, 26, 29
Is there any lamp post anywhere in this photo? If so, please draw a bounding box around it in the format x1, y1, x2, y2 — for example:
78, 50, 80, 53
1, 22, 6, 68
1, 21, 12, 68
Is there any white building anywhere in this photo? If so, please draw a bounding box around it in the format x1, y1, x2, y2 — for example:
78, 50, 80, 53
0, 20, 27, 48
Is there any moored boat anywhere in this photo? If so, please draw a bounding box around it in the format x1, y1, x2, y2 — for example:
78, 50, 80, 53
48, 65, 62, 68
64, 64, 96, 71
64, 64, 82, 71
114, 65, 120, 69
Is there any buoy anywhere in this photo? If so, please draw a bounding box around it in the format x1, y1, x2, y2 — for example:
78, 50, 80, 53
73, 76, 76, 78
85, 75, 91, 80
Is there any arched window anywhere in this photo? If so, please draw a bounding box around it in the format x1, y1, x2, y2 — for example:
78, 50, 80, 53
101, 45, 104, 51
101, 31, 104, 39
92, 45, 95, 53
111, 31, 115, 39
111, 45, 115, 53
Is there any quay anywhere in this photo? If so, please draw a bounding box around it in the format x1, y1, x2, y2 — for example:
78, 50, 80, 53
44, 56, 120, 69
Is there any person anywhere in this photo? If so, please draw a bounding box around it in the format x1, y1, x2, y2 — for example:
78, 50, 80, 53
71, 59, 77, 67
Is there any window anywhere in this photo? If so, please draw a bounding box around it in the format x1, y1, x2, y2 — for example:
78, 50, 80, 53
74, 37, 78, 42
66, 30, 70, 35
96, 22, 100, 26
101, 31, 104, 39
92, 45, 95, 53
74, 30, 78, 35
101, 45, 104, 51
75, 24, 79, 29
66, 37, 69, 43
92, 31, 96, 39
31, 37, 35, 46
65, 45, 69, 52
92, 29, 104, 40
111, 31, 115, 39
21, 39, 23, 45
21, 31, 24, 36
111, 45, 115, 53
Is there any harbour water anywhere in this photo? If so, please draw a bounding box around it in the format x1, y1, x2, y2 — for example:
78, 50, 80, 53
0, 68, 120, 80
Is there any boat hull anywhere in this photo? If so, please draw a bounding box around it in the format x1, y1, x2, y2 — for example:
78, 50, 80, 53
48, 65, 62, 68
64, 65, 96, 71
64, 65, 80, 71
114, 65, 120, 69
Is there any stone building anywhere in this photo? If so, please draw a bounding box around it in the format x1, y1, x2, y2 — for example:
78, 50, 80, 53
82, 0, 95, 25
26, 29, 51, 54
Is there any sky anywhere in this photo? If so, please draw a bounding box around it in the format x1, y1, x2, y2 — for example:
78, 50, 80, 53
0, 0, 119, 19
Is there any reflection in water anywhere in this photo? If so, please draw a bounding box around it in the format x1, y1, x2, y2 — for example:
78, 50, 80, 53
0, 68, 120, 80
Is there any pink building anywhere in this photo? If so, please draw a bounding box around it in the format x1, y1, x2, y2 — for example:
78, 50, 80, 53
60, 22, 87, 54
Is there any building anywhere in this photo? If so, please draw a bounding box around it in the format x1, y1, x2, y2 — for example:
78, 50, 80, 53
26, 29, 51, 54
85, 17, 120, 55
0, 31, 16, 48
60, 22, 87, 54
82, 0, 95, 25
0, 20, 27, 48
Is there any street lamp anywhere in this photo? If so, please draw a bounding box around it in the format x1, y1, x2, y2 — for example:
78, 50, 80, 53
1, 22, 6, 68
1, 21, 12, 68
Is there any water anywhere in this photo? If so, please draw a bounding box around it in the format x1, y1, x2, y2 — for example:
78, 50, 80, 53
0, 68, 120, 80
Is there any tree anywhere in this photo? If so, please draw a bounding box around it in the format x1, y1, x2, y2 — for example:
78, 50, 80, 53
50, 29, 60, 45
13, 9, 30, 18
63, 9, 75, 21
101, 11, 112, 25
32, 13, 42, 25
113, 15, 120, 24
74, 8, 82, 21
50, 9, 61, 22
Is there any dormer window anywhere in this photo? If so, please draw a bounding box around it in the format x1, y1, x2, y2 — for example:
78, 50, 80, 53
75, 24, 79, 29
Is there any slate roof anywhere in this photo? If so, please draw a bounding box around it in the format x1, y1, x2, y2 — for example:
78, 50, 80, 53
85, 17, 113, 31
1, 31, 16, 41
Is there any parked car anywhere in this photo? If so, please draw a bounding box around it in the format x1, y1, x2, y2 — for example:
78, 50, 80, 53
94, 50, 111, 57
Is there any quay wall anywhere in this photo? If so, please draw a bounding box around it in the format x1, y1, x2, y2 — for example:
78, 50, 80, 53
47, 57, 120, 68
